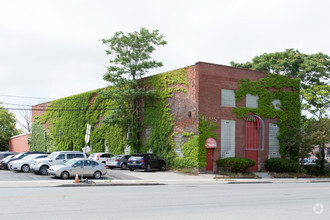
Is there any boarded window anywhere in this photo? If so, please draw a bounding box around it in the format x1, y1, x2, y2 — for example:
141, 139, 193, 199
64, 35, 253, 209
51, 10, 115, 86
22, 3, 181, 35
221, 89, 235, 107
221, 120, 235, 158
246, 94, 258, 108
272, 99, 281, 110
269, 123, 280, 158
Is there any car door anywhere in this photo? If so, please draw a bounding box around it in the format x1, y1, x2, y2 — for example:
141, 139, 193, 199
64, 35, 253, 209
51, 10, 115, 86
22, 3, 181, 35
149, 155, 159, 169
83, 160, 94, 176
54, 154, 66, 165
71, 160, 84, 176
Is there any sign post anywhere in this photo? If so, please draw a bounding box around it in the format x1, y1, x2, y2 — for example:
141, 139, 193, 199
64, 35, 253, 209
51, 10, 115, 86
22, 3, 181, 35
81, 124, 91, 182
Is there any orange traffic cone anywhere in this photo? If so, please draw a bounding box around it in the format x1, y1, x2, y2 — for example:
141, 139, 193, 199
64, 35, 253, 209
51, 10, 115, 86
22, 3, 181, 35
74, 172, 79, 183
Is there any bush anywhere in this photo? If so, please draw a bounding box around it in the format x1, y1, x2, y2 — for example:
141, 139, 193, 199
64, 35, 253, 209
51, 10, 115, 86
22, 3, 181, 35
265, 158, 299, 173
217, 157, 256, 173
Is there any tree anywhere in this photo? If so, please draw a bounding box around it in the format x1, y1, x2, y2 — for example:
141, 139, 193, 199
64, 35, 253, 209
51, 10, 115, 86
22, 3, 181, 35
301, 85, 330, 119
230, 49, 329, 90
0, 105, 19, 151
18, 108, 32, 133
101, 28, 167, 151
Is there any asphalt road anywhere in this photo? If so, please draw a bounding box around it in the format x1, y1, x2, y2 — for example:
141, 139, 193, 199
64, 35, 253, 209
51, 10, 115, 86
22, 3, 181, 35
0, 168, 141, 181
0, 183, 329, 219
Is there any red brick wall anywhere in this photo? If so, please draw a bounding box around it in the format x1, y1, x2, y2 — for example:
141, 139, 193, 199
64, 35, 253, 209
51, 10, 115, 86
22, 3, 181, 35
8, 133, 30, 152
196, 62, 273, 171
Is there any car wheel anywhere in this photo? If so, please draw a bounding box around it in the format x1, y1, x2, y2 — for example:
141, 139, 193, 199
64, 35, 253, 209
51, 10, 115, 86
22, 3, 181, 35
21, 164, 30, 173
160, 163, 166, 171
39, 165, 49, 175
93, 171, 102, 179
121, 163, 127, 170
129, 167, 134, 171
61, 171, 69, 179
145, 164, 151, 172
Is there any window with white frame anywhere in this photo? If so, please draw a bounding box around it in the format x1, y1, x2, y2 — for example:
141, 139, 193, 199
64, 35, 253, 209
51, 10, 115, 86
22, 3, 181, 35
246, 94, 258, 108
221, 89, 235, 107
272, 99, 281, 110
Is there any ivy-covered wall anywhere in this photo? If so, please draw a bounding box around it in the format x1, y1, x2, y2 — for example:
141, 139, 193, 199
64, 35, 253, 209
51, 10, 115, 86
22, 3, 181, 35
37, 89, 127, 154
233, 74, 301, 157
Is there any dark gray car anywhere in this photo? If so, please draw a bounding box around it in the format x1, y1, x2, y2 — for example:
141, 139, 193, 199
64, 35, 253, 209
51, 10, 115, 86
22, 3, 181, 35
106, 155, 131, 170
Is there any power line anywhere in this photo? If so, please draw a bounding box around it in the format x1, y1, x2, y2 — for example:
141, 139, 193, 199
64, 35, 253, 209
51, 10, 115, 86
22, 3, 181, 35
0, 94, 56, 100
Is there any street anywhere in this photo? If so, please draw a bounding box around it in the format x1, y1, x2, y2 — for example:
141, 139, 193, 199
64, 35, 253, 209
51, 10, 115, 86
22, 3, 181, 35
0, 183, 329, 219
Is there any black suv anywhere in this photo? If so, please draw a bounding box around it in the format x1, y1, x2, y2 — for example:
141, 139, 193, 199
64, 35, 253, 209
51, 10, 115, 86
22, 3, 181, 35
127, 153, 166, 172
1, 151, 47, 170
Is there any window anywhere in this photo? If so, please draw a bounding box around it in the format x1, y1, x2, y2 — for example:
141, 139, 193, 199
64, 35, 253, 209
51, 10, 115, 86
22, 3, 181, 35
327, 148, 330, 157
272, 99, 281, 110
221, 89, 235, 107
221, 120, 236, 158
84, 160, 92, 166
67, 154, 76, 159
269, 123, 280, 158
56, 154, 65, 160
246, 94, 258, 108
75, 154, 84, 158
74, 160, 83, 167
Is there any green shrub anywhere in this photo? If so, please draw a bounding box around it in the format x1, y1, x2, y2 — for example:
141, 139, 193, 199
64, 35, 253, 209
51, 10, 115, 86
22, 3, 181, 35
265, 158, 299, 173
217, 157, 256, 173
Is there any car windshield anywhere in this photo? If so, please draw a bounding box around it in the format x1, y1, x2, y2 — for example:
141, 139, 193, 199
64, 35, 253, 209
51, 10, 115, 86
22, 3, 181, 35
65, 159, 81, 166
48, 152, 59, 160
13, 153, 25, 159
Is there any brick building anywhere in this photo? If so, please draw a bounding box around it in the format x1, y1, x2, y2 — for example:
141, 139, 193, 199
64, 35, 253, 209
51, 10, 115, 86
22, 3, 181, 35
166, 62, 299, 172
8, 133, 31, 152
30, 62, 299, 172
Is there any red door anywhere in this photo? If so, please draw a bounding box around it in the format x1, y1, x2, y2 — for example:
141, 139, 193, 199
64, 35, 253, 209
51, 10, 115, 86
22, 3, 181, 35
206, 149, 214, 171
245, 120, 259, 171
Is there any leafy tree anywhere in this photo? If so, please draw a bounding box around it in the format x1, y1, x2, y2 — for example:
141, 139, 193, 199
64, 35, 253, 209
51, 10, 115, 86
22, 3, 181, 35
230, 49, 329, 90
306, 119, 330, 174
0, 105, 19, 151
301, 85, 330, 119
28, 118, 48, 152
101, 28, 167, 151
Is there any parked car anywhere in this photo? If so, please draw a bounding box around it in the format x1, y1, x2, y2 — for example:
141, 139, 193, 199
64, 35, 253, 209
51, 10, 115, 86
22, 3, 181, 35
30, 151, 86, 175
88, 153, 114, 164
1, 151, 47, 170
0, 155, 15, 169
9, 154, 49, 172
106, 155, 131, 170
48, 158, 107, 179
0, 152, 18, 162
127, 153, 166, 172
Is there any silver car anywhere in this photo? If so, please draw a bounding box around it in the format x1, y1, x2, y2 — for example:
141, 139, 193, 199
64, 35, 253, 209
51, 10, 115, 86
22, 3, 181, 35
48, 158, 107, 179
106, 155, 131, 170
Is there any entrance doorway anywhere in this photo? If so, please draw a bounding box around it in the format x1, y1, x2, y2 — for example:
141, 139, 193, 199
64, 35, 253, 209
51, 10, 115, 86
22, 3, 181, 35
206, 149, 214, 171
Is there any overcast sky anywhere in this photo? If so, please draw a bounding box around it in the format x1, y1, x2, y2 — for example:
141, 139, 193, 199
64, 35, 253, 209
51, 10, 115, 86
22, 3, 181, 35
1, 0, 329, 131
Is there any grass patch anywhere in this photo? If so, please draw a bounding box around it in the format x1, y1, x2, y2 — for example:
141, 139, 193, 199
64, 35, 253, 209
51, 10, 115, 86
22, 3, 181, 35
174, 168, 199, 176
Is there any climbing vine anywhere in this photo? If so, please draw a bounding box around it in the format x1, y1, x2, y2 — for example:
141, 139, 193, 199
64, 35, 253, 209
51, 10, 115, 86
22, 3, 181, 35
233, 74, 301, 157
143, 67, 189, 166
38, 89, 127, 153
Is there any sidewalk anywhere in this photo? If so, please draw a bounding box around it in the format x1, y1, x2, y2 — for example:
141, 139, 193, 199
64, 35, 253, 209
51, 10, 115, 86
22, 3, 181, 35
0, 171, 329, 188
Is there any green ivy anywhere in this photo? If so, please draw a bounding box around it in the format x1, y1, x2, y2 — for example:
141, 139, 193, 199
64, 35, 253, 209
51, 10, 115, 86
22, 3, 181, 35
39, 89, 127, 153
233, 74, 301, 157
173, 135, 199, 168
143, 67, 190, 166
197, 115, 218, 168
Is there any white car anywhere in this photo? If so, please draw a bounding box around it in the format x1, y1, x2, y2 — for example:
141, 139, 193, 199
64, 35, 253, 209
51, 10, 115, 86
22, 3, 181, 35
88, 153, 114, 164
9, 154, 48, 172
